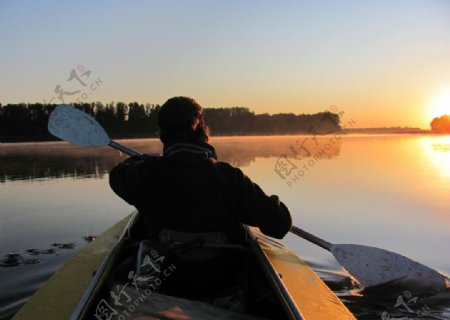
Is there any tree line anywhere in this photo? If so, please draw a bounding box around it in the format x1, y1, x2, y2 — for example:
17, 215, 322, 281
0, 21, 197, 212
430, 115, 450, 133
0, 102, 341, 142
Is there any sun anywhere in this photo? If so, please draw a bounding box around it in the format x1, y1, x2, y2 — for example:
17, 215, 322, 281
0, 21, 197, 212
428, 88, 450, 122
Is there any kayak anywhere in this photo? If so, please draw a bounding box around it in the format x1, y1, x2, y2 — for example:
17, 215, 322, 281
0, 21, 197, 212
12, 211, 356, 320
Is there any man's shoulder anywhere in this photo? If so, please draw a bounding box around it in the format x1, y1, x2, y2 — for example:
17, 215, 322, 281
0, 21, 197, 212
213, 160, 234, 170
213, 160, 244, 177
141, 155, 164, 164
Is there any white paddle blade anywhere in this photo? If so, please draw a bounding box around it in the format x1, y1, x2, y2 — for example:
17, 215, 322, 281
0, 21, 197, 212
331, 244, 447, 288
48, 105, 110, 147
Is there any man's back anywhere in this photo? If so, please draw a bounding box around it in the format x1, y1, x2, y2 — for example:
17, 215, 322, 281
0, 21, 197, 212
109, 141, 292, 239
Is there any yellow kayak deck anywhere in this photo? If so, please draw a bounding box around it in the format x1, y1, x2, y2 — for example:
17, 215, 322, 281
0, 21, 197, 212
249, 227, 355, 320
13, 213, 355, 320
12, 214, 133, 320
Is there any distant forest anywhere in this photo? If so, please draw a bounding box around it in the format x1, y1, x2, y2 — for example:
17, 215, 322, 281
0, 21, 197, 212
0, 102, 341, 142
430, 115, 450, 133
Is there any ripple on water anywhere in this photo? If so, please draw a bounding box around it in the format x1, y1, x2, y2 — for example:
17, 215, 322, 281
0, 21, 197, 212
317, 265, 450, 320
0, 243, 78, 320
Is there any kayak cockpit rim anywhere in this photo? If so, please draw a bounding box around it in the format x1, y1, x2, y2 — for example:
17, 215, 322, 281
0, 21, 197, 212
244, 226, 304, 320
69, 211, 139, 320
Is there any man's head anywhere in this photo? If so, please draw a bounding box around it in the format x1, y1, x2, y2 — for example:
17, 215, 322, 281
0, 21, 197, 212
158, 97, 209, 145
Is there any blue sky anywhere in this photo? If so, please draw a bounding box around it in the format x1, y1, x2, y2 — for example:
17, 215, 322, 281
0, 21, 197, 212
1, 0, 450, 127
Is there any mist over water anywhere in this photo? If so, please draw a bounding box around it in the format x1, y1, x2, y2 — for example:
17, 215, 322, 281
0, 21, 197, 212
1, 135, 449, 319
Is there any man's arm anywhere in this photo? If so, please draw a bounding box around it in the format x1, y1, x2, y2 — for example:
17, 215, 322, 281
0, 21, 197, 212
228, 165, 292, 239
109, 155, 156, 205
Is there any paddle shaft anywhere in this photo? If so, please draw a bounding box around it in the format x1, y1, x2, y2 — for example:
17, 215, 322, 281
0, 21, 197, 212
109, 140, 141, 156
290, 225, 332, 251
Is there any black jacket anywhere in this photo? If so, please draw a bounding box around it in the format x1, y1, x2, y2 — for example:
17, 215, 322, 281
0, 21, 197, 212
109, 142, 292, 239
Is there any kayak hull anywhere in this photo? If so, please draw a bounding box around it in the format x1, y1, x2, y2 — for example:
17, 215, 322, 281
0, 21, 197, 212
12, 214, 134, 320
13, 212, 355, 320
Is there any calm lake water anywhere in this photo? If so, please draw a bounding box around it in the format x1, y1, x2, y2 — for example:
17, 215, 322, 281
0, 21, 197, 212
1, 135, 449, 319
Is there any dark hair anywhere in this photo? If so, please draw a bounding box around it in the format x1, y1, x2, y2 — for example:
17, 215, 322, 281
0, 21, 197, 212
158, 97, 210, 145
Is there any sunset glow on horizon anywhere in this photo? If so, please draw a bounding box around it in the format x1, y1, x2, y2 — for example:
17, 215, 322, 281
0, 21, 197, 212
1, 1, 450, 129
427, 88, 450, 123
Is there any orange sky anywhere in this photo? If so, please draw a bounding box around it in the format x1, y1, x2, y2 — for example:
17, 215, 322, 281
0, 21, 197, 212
1, 1, 450, 129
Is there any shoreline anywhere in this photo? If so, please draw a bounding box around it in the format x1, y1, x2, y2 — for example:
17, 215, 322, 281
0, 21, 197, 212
2, 130, 445, 145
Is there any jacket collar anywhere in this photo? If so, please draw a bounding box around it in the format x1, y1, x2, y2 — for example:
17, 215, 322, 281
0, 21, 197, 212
163, 142, 217, 161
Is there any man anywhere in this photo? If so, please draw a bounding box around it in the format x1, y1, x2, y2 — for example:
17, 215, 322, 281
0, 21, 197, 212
109, 96, 292, 240
109, 97, 292, 303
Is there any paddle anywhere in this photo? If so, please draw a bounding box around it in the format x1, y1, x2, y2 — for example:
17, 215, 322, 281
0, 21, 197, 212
290, 226, 448, 288
47, 104, 153, 157
48, 104, 449, 289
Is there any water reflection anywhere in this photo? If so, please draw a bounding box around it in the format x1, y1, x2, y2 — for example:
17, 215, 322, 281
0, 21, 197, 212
0, 143, 124, 182
0, 137, 341, 182
421, 136, 450, 179
1, 135, 450, 320
341, 280, 450, 320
